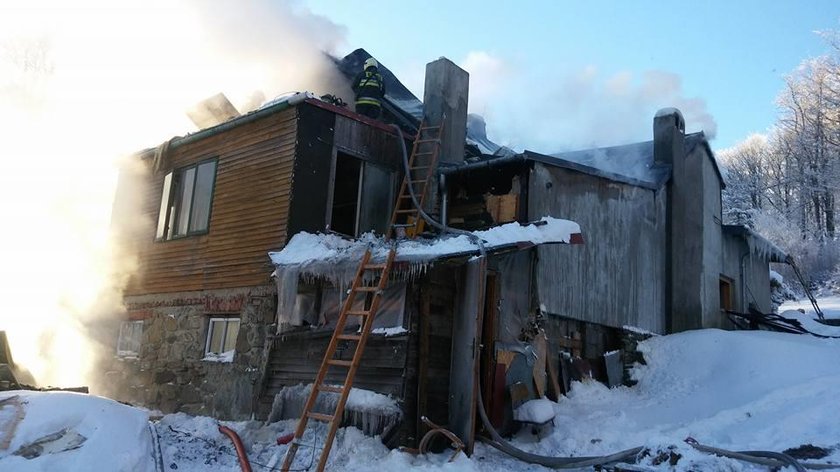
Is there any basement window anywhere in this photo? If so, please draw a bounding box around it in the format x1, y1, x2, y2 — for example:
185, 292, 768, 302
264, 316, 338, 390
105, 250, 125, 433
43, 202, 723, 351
328, 152, 393, 237
204, 316, 240, 362
116, 320, 143, 357
156, 158, 218, 241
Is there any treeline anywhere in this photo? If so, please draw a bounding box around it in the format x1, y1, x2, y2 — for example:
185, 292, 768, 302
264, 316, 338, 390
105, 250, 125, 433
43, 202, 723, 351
721, 32, 840, 282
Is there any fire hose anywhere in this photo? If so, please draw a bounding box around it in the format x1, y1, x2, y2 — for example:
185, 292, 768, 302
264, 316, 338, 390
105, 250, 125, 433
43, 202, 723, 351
218, 425, 252, 472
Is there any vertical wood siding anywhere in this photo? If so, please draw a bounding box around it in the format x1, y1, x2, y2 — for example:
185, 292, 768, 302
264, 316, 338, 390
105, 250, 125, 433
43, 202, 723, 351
530, 164, 667, 333
125, 107, 297, 294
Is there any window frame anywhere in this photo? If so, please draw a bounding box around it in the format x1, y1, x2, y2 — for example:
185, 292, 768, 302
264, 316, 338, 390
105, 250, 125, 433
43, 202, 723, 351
156, 157, 218, 241
116, 320, 144, 358
204, 316, 241, 357
327, 149, 395, 237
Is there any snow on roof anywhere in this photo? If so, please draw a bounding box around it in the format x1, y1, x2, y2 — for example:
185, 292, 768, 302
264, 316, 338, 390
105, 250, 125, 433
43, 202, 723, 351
723, 225, 788, 263
269, 217, 581, 283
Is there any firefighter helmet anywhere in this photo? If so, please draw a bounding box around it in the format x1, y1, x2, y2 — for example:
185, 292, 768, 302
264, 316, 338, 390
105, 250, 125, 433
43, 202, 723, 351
364, 57, 378, 70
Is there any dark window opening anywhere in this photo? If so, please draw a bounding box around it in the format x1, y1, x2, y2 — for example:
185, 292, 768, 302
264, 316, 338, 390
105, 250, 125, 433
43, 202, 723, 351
330, 154, 362, 236
156, 159, 217, 241
329, 152, 394, 237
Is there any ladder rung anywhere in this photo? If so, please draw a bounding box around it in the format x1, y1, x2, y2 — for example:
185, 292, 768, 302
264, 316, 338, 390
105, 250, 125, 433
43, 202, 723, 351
327, 359, 353, 367
354, 286, 381, 292
395, 209, 418, 214
337, 334, 362, 341
413, 151, 435, 156
318, 385, 344, 394
364, 263, 388, 270
411, 166, 431, 170
307, 412, 335, 423
415, 139, 440, 144
345, 310, 371, 316
409, 179, 427, 184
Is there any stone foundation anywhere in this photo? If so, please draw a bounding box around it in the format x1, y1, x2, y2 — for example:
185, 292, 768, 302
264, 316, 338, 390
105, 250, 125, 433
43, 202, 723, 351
102, 285, 276, 419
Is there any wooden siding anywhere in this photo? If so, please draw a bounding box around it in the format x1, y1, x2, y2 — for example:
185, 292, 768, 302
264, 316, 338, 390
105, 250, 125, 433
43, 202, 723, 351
125, 107, 298, 294
530, 163, 668, 333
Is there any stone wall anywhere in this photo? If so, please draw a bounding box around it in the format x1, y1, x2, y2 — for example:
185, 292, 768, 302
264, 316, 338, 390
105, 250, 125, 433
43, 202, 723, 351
102, 285, 276, 420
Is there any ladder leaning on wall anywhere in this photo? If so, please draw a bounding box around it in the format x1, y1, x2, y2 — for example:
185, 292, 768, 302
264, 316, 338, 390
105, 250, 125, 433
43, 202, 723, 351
281, 120, 444, 472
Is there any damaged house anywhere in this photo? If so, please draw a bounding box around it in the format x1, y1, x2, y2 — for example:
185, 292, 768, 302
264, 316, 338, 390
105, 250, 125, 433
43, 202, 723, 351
107, 49, 786, 453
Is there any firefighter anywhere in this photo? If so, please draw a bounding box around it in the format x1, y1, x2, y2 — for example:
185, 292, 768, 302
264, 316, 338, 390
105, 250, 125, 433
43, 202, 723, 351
352, 57, 386, 119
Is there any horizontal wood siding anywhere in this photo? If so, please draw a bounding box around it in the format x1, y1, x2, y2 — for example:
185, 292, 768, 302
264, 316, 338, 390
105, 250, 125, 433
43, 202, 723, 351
126, 108, 298, 295
262, 331, 409, 399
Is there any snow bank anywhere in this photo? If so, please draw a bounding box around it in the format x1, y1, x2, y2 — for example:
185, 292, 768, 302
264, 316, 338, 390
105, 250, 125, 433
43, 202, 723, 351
781, 296, 840, 320
0, 391, 153, 472
513, 399, 555, 424
536, 329, 840, 468
779, 310, 840, 337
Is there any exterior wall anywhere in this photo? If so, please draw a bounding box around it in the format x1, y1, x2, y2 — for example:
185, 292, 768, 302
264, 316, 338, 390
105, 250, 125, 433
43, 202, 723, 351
285, 104, 405, 238
125, 107, 298, 295
722, 234, 774, 314
698, 145, 725, 328
722, 235, 746, 313
529, 163, 667, 333
103, 286, 276, 419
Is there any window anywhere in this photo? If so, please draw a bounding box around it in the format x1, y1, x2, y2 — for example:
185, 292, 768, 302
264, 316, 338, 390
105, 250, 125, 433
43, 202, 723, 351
329, 152, 393, 237
116, 320, 143, 357
156, 159, 217, 240
204, 317, 240, 360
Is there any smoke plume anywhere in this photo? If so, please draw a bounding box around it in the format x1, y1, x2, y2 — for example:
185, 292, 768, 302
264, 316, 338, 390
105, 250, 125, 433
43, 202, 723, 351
0, 0, 347, 390
451, 51, 717, 153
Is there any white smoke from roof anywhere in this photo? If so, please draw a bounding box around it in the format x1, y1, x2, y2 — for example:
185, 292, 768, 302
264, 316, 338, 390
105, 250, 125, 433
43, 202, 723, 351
452, 51, 717, 153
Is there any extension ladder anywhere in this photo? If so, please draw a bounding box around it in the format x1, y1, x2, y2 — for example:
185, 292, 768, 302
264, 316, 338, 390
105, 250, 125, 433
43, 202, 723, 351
281, 121, 443, 471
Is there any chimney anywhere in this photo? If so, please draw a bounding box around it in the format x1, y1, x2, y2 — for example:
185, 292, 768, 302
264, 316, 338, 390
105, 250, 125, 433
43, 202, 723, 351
422, 58, 469, 165
653, 107, 685, 166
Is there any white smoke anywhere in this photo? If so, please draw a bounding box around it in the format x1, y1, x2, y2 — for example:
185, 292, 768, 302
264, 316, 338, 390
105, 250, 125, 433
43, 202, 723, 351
0, 0, 348, 389
451, 51, 717, 153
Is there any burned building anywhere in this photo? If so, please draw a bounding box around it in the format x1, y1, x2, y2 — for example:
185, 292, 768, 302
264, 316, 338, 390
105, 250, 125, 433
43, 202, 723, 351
107, 48, 785, 451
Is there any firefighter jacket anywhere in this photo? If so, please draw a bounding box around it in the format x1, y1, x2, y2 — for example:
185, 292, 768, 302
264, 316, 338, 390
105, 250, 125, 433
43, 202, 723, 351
352, 68, 386, 108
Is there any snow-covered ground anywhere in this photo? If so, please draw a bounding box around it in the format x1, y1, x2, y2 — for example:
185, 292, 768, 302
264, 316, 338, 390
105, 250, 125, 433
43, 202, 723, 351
781, 295, 840, 319
3, 302, 840, 471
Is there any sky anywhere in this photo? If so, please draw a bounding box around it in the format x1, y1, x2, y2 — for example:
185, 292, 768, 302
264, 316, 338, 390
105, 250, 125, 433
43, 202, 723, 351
303, 0, 840, 152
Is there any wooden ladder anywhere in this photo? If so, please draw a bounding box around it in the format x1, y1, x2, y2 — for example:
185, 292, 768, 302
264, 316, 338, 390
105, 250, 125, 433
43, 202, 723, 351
281, 120, 443, 472
389, 120, 444, 239
281, 248, 396, 471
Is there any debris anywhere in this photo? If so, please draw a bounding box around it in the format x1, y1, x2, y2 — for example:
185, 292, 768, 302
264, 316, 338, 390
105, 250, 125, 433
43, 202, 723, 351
13, 428, 87, 459
783, 444, 831, 460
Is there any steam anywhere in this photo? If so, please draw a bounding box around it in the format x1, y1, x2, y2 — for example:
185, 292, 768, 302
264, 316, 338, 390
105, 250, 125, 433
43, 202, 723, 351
451, 51, 717, 152
0, 0, 347, 390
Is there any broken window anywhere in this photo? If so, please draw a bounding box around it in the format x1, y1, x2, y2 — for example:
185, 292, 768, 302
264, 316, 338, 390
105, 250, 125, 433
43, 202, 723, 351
329, 152, 393, 237
116, 320, 143, 357
205, 316, 240, 357
319, 282, 406, 330
156, 159, 217, 240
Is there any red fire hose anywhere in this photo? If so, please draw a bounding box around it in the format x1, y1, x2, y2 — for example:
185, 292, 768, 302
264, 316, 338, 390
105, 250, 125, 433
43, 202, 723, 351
218, 425, 252, 472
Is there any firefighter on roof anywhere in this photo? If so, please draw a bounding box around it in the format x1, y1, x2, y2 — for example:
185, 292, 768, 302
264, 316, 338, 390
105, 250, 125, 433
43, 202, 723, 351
352, 57, 386, 119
